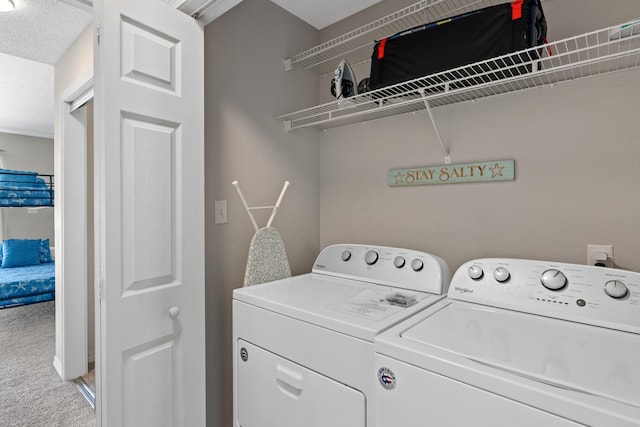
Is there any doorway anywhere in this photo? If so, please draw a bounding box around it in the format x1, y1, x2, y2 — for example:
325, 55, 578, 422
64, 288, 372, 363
72, 98, 96, 407
55, 72, 96, 413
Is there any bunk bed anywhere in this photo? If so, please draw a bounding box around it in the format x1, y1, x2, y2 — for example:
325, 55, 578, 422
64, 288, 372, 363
0, 238, 55, 308
0, 169, 55, 308
0, 168, 54, 207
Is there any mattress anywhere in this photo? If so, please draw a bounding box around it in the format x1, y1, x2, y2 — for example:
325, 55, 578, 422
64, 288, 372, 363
0, 262, 55, 308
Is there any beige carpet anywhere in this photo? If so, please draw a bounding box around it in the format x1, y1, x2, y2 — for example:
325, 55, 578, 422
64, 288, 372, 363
0, 301, 96, 426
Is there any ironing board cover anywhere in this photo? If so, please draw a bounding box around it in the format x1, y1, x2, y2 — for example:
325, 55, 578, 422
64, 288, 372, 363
244, 227, 291, 286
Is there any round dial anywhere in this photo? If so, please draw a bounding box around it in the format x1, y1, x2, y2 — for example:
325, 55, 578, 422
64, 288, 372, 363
604, 280, 628, 299
540, 269, 567, 291
341, 250, 351, 262
493, 267, 510, 283
468, 265, 484, 280
364, 250, 379, 265
411, 259, 424, 272
394, 256, 406, 268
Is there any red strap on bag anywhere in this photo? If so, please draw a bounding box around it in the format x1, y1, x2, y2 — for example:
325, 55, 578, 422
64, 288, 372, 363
377, 38, 388, 59
542, 37, 553, 56
511, 0, 523, 20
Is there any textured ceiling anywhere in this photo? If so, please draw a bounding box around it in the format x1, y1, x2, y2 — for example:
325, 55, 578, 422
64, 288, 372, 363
0, 0, 91, 65
0, 0, 91, 138
0, 0, 368, 139
0, 52, 54, 138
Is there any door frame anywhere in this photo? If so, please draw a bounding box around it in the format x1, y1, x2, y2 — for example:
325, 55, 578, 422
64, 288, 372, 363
54, 71, 95, 381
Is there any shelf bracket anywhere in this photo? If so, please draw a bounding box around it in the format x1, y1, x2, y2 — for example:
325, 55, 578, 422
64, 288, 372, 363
283, 58, 293, 72
420, 90, 451, 164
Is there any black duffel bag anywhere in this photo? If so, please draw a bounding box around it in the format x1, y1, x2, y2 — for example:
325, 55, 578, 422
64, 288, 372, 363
369, 0, 548, 91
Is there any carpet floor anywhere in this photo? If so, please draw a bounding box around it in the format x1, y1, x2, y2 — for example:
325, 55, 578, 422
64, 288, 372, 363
0, 301, 96, 426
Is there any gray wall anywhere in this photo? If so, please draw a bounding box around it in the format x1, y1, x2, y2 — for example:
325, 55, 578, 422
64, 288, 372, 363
317, 0, 640, 274
204, 0, 320, 425
0, 132, 54, 242
319, 69, 640, 272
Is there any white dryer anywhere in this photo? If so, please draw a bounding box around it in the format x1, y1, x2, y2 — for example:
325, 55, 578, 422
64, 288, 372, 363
375, 258, 640, 427
233, 244, 450, 427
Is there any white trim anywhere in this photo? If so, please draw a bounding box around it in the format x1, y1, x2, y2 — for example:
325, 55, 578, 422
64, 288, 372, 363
54, 70, 93, 381
63, 71, 94, 104
70, 85, 95, 113
58, 0, 93, 13
196, 0, 243, 23
53, 355, 63, 378
0, 127, 54, 139
163, 0, 188, 8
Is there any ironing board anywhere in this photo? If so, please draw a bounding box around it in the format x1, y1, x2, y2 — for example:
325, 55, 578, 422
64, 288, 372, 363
233, 181, 291, 286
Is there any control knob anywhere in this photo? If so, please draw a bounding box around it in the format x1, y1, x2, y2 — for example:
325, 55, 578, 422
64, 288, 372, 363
394, 256, 406, 268
411, 259, 424, 272
468, 265, 484, 280
364, 250, 379, 265
341, 250, 351, 262
493, 267, 510, 283
540, 269, 567, 291
604, 280, 628, 299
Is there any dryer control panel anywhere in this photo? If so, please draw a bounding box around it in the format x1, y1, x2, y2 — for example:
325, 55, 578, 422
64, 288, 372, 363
312, 244, 450, 295
450, 258, 640, 334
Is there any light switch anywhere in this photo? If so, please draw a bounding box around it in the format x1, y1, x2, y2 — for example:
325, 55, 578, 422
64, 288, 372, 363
215, 200, 227, 224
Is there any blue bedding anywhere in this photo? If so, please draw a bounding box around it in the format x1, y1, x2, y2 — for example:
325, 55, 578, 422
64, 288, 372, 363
0, 169, 54, 207
0, 262, 55, 308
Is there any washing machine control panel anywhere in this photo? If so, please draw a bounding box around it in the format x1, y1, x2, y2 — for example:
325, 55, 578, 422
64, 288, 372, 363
313, 244, 450, 295
451, 258, 640, 333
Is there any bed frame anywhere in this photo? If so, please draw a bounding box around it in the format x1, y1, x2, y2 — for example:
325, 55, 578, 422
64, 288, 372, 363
0, 168, 56, 307
0, 169, 54, 207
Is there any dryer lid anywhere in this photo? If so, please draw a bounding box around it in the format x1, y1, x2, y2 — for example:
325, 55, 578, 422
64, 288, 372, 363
234, 273, 443, 342
400, 301, 640, 409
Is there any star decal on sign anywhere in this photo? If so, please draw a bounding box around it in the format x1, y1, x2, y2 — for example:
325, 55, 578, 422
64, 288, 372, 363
393, 172, 405, 185
489, 162, 504, 178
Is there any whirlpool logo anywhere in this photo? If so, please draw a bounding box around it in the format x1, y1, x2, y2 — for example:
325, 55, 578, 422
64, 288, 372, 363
315, 264, 326, 269
454, 287, 474, 294
378, 367, 396, 390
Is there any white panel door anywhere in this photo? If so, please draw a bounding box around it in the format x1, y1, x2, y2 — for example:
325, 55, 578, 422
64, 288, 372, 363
93, 0, 205, 425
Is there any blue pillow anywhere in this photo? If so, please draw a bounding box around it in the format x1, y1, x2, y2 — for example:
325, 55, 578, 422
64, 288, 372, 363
39, 238, 53, 263
2, 239, 41, 268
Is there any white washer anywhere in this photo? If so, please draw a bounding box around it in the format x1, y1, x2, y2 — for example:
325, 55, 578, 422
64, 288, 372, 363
233, 244, 450, 427
375, 259, 640, 427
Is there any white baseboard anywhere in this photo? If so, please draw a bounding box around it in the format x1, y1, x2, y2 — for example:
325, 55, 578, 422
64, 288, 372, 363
53, 355, 63, 379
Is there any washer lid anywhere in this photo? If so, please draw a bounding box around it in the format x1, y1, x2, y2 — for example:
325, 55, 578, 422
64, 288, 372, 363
233, 273, 444, 342
399, 301, 640, 408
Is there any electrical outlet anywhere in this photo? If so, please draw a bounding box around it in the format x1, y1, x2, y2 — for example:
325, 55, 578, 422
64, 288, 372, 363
587, 244, 613, 267
214, 200, 227, 224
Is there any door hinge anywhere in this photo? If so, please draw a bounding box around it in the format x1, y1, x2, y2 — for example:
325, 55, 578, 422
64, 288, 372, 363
96, 21, 100, 45
97, 278, 104, 301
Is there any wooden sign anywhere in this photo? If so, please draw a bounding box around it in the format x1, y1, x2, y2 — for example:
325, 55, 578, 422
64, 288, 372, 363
389, 160, 515, 187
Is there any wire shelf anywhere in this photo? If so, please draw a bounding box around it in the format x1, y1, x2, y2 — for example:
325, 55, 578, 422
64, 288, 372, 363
276, 22, 640, 131
285, 0, 507, 75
